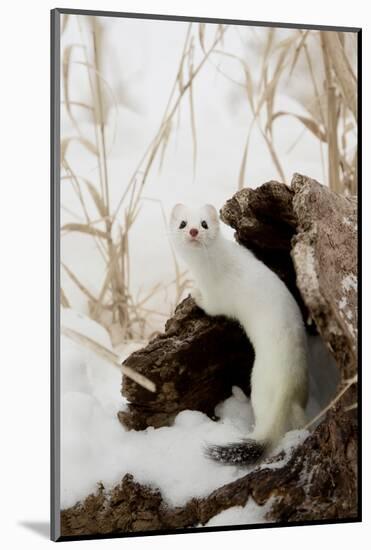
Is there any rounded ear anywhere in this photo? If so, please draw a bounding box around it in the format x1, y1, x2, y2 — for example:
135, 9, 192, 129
205, 204, 219, 223
170, 203, 185, 222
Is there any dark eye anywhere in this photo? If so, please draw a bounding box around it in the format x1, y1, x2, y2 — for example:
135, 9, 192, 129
201, 220, 208, 229
179, 220, 187, 229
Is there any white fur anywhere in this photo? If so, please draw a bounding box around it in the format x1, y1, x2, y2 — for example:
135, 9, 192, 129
170, 203, 308, 449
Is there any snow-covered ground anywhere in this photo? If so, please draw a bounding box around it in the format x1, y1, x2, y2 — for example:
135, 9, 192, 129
203, 498, 275, 527
61, 308, 338, 525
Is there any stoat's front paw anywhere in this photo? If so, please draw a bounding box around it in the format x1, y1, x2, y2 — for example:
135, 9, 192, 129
191, 288, 204, 310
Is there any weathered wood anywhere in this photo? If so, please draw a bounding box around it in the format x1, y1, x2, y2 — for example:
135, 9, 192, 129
118, 297, 254, 430
220, 180, 309, 326
61, 174, 358, 536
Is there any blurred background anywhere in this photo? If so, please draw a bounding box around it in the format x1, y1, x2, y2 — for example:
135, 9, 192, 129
60, 14, 357, 348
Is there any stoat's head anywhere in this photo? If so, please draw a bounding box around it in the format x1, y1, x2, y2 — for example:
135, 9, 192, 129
170, 203, 220, 251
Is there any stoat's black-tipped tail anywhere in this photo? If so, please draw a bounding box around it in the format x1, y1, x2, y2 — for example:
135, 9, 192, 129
205, 439, 266, 466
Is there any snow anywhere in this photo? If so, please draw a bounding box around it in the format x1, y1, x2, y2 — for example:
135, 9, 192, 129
203, 497, 275, 527
260, 429, 310, 471
60, 309, 338, 524
61, 309, 126, 415
342, 274, 357, 293
338, 275, 357, 339
342, 216, 357, 232
339, 297, 353, 321
296, 244, 319, 301
61, 317, 255, 510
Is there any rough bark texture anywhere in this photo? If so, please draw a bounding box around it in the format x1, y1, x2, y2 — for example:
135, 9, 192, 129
291, 174, 358, 377
220, 180, 311, 328
61, 174, 358, 537
118, 297, 254, 430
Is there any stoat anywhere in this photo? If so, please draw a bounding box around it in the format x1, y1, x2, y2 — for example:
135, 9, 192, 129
170, 203, 308, 466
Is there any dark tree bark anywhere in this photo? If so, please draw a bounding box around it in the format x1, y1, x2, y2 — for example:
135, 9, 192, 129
61, 174, 358, 537
221, 180, 311, 327
117, 297, 254, 430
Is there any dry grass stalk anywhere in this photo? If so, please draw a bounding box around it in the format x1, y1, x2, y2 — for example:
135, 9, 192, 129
322, 32, 357, 120
304, 374, 357, 430
61, 288, 70, 308
213, 28, 357, 193
61, 19, 221, 343
113, 24, 228, 222
320, 33, 341, 194
61, 21, 357, 352
62, 263, 97, 303
61, 326, 156, 392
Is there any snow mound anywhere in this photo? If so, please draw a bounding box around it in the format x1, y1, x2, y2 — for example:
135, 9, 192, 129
60, 310, 328, 515
204, 497, 275, 527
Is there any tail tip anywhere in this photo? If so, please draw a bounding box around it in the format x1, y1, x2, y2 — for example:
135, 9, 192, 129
204, 439, 266, 466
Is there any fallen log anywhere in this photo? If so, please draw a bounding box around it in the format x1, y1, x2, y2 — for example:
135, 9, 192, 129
117, 297, 254, 431
61, 174, 358, 536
